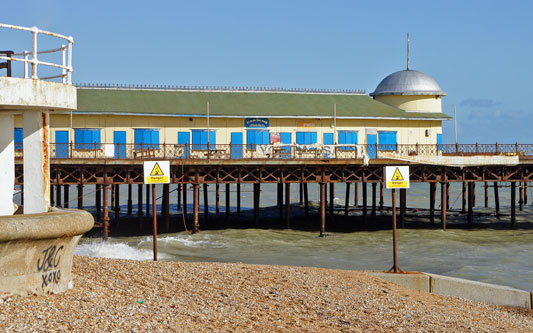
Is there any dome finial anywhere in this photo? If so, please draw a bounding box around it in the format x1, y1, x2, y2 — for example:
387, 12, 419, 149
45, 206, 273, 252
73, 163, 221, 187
406, 32, 410, 70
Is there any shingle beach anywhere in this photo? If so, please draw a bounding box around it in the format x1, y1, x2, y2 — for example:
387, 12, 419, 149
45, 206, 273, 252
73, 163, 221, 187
0, 256, 531, 331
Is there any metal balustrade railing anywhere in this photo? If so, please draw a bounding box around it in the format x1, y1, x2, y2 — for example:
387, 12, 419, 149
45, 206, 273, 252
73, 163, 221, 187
0, 24, 74, 83
14, 143, 533, 161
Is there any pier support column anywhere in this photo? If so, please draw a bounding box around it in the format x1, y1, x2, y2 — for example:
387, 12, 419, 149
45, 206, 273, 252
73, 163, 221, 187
519, 181, 524, 211
468, 182, 474, 224
320, 182, 326, 237
103, 184, 110, 240
362, 182, 367, 226
371, 183, 377, 217
345, 183, 350, 216
254, 183, 260, 226
525, 182, 528, 205
441, 182, 447, 231
511, 182, 516, 227
23, 111, 50, 214
114, 184, 120, 226
237, 183, 241, 215
329, 183, 334, 221
77, 184, 83, 209
137, 184, 143, 232
484, 182, 489, 208
96, 184, 101, 222
127, 184, 133, 215
354, 182, 359, 207
111, 184, 115, 213
429, 183, 436, 224
177, 184, 181, 211
446, 182, 450, 210
145, 184, 150, 217
493, 182, 500, 218
203, 184, 209, 223
400, 189, 406, 227
182, 183, 187, 217
50, 184, 54, 207
225, 183, 230, 223
63, 185, 69, 208
215, 183, 220, 215
163, 183, 170, 232
56, 184, 62, 208
461, 182, 467, 214
473, 182, 476, 207
379, 182, 384, 210
299, 181, 303, 205
192, 183, 199, 234
278, 183, 283, 219
304, 183, 309, 217
285, 183, 291, 229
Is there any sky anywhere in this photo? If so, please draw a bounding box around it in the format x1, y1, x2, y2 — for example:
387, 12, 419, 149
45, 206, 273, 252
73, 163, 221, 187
2, 0, 532, 143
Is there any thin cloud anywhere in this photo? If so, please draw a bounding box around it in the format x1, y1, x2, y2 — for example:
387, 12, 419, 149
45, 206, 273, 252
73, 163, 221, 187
460, 98, 502, 108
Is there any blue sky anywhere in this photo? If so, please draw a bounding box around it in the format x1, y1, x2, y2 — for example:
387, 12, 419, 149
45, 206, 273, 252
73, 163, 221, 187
2, 0, 532, 143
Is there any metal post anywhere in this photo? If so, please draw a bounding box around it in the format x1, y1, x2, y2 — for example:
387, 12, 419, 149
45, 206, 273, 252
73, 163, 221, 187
145, 184, 150, 217
177, 184, 181, 210
203, 184, 209, 222
96, 184, 101, 221
299, 181, 303, 205
386, 189, 402, 273
446, 182, 450, 210
152, 184, 158, 261
371, 183, 377, 217
430, 183, 435, 224
441, 182, 447, 231
468, 182, 473, 224
320, 182, 326, 237
400, 189, 406, 227
137, 184, 143, 232
50, 184, 54, 207
329, 183, 335, 221
114, 184, 120, 226
484, 182, 489, 209
379, 182, 384, 210
304, 183, 309, 217
345, 183, 351, 216
362, 182, 367, 225
103, 184, 109, 241
278, 183, 283, 219
285, 183, 291, 229
182, 183, 187, 217
519, 181, 524, 211
63, 185, 69, 208
237, 183, 241, 215
163, 183, 170, 232
215, 183, 220, 215
225, 183, 230, 223
31, 28, 38, 79
56, 184, 62, 208
493, 182, 500, 218
77, 184, 83, 209
472, 182, 476, 208
254, 183, 260, 225
193, 183, 199, 234
461, 182, 467, 214
127, 184, 133, 215
354, 182, 359, 207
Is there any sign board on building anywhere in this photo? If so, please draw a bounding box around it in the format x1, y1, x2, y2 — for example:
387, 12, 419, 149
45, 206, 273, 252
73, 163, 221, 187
384, 166, 410, 189
144, 161, 170, 184
245, 118, 269, 128
297, 121, 316, 128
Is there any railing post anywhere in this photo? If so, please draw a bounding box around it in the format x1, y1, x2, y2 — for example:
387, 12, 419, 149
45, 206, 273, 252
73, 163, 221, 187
67, 40, 73, 84
455, 143, 458, 154
475, 142, 478, 154
61, 45, 66, 84
495, 142, 498, 154
516, 142, 518, 153
31, 27, 38, 79
24, 51, 29, 79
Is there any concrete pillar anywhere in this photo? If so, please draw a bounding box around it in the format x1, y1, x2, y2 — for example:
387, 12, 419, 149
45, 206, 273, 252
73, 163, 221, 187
0, 114, 15, 215
23, 110, 50, 214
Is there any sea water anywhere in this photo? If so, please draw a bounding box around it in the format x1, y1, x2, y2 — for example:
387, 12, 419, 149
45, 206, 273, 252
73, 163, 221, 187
72, 182, 533, 291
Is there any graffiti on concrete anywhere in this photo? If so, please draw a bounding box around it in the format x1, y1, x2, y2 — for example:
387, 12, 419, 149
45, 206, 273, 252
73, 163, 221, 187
36, 245, 64, 289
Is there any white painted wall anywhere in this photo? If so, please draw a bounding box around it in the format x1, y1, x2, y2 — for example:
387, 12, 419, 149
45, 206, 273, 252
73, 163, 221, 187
23, 111, 50, 214
0, 114, 15, 215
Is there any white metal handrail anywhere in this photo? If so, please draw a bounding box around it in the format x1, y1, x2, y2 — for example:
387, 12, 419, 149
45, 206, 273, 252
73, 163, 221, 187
0, 23, 73, 84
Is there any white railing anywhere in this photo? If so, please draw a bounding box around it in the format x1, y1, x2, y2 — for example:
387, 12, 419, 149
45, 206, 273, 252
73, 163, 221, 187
0, 23, 73, 84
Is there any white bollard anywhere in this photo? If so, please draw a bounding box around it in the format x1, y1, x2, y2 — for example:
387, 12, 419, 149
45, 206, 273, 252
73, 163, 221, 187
0, 114, 15, 215
23, 110, 50, 214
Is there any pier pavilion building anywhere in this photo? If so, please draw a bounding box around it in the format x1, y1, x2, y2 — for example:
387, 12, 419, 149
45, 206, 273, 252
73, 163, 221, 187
12, 69, 450, 160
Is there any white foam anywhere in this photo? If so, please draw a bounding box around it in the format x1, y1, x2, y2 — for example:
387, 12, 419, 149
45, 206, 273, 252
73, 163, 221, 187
75, 240, 154, 261
159, 235, 226, 249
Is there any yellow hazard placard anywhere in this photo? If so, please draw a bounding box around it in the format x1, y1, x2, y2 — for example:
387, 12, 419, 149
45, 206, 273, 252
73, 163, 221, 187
384, 166, 409, 189
144, 161, 170, 184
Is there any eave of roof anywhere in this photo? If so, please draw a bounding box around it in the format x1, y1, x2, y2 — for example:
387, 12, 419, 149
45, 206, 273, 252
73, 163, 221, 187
76, 88, 451, 120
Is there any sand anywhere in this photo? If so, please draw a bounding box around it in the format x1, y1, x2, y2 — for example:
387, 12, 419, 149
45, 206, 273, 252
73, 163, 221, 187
0, 256, 531, 332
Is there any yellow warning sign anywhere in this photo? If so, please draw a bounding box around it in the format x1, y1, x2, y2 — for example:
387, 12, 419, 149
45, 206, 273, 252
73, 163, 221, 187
384, 166, 409, 189
144, 161, 170, 184
392, 168, 404, 181
150, 163, 164, 176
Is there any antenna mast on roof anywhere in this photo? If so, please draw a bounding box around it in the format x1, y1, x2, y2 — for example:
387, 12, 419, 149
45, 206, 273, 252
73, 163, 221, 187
406, 32, 410, 70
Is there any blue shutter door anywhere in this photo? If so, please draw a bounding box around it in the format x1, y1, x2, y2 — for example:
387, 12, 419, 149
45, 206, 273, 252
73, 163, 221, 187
261, 131, 269, 144
338, 132, 346, 144
113, 131, 126, 159
378, 131, 397, 151
178, 132, 190, 158
311, 132, 317, 144
296, 132, 304, 144
437, 133, 443, 151
367, 134, 377, 159
134, 129, 142, 149
209, 130, 216, 149
247, 130, 256, 149
323, 133, 333, 145
151, 130, 159, 149
55, 130, 69, 158
280, 132, 292, 158
231, 132, 243, 159
94, 129, 101, 149
14, 128, 23, 150
74, 129, 83, 149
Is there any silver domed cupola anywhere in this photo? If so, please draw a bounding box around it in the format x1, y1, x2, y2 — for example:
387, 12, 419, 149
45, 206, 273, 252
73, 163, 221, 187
370, 70, 446, 97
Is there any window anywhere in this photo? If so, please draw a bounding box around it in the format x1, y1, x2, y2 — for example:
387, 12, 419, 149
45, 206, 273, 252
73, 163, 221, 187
323, 133, 334, 145
338, 131, 358, 151
192, 129, 216, 150
14, 128, 23, 150
134, 129, 159, 149
296, 132, 317, 145
247, 129, 269, 150
378, 131, 397, 151
437, 133, 443, 151
75, 128, 101, 149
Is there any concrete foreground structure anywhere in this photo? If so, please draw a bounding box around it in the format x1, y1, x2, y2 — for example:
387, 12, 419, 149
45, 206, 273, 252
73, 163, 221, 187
0, 209, 93, 298
368, 271, 532, 309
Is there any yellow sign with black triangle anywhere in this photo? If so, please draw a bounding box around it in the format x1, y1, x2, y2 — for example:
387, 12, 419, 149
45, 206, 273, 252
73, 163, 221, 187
384, 166, 409, 189
144, 161, 170, 184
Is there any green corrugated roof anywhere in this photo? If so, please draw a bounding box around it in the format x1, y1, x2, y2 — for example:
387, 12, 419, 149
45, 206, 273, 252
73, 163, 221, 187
76, 88, 451, 120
